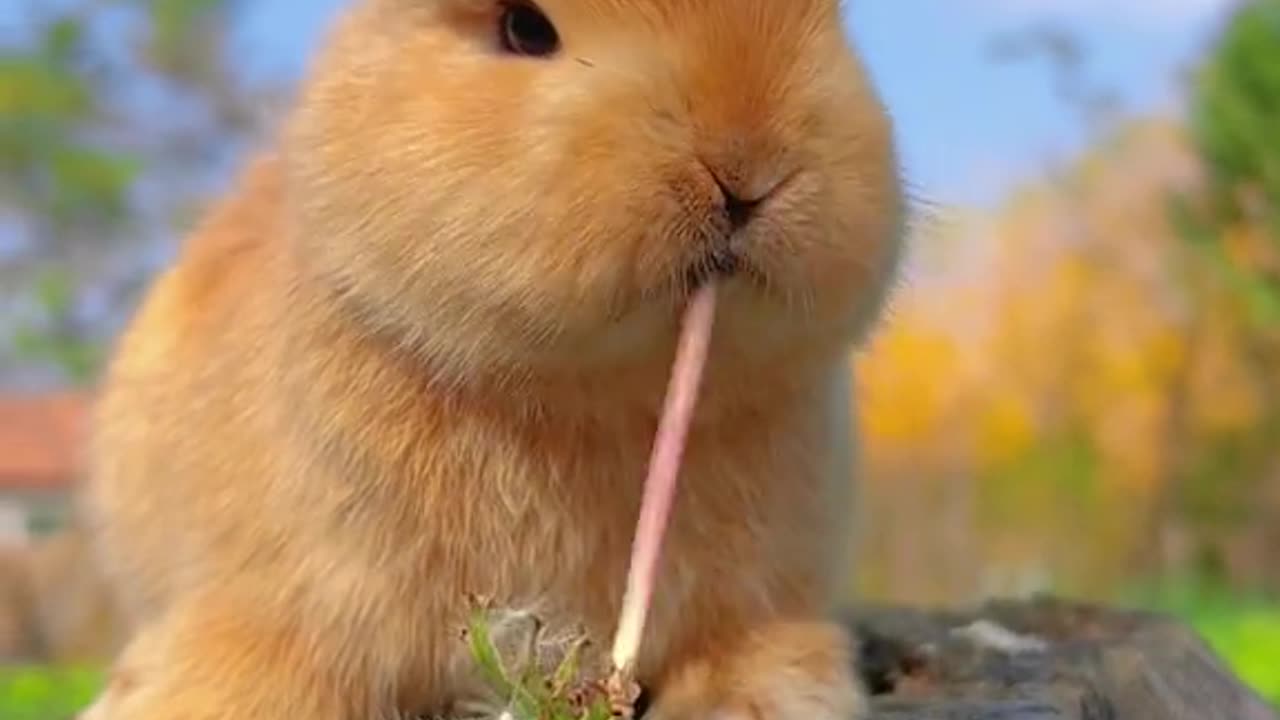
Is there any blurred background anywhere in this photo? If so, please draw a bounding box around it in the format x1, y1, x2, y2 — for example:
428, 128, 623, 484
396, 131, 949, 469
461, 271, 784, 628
1, 0, 1278, 713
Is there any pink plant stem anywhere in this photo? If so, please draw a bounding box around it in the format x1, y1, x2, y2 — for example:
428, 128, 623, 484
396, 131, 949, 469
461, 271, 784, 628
610, 283, 718, 676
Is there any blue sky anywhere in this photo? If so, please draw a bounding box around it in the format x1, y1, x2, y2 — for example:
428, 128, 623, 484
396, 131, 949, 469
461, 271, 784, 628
228, 0, 1241, 210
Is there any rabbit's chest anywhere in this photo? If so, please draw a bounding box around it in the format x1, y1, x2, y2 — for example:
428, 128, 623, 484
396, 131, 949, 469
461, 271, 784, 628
383, 385, 854, 714
425, 409, 842, 654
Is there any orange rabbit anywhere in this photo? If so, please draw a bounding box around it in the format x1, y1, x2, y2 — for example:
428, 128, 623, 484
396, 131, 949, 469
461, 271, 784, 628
79, 0, 905, 717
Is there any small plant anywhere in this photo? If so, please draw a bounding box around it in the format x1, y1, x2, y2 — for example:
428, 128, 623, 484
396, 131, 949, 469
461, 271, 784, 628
453, 286, 719, 720
452, 600, 615, 720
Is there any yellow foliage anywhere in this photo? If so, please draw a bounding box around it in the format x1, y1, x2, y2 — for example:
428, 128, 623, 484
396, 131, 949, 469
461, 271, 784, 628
1224, 223, 1280, 278
975, 387, 1035, 467
1145, 326, 1189, 384
858, 314, 962, 447
1191, 317, 1264, 434
853, 116, 1280, 600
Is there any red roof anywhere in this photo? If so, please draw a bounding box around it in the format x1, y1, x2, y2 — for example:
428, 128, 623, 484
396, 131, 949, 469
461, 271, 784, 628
0, 391, 87, 492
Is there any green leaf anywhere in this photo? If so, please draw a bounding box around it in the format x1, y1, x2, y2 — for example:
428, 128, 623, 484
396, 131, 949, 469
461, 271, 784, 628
33, 270, 75, 314
46, 144, 141, 222
466, 610, 518, 701
43, 17, 86, 64
0, 57, 93, 117
550, 635, 589, 699
147, 0, 227, 70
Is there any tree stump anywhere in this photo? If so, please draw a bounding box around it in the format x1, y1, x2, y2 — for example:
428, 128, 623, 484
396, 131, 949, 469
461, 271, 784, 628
849, 596, 1276, 720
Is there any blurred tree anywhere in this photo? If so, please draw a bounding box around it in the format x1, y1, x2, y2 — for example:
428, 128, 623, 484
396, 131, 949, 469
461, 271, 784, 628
971, 9, 1280, 596
1186, 0, 1280, 261
1171, 0, 1280, 592
0, 0, 273, 386
854, 1, 1280, 605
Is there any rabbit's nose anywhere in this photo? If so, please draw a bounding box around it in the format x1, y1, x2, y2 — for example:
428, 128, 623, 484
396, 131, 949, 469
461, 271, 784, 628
712, 174, 763, 232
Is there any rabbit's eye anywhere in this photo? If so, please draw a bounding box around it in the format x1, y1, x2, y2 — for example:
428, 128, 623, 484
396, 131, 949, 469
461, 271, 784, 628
499, 2, 559, 57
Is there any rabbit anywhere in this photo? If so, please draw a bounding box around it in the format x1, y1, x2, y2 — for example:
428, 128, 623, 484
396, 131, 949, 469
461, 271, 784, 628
78, 0, 905, 718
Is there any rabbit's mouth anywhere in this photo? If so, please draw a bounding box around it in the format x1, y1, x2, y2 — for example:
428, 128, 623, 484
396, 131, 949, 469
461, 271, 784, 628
683, 246, 740, 289
681, 240, 771, 290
